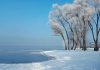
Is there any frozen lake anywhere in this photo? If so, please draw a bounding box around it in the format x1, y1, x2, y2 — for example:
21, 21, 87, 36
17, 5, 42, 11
0, 49, 100, 70
0, 51, 54, 64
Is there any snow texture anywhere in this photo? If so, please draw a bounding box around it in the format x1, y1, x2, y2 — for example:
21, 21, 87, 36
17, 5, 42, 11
0, 49, 100, 70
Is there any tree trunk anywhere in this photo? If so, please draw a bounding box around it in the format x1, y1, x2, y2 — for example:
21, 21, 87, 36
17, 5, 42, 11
66, 31, 69, 50
82, 36, 87, 51
60, 22, 69, 50
94, 41, 99, 51
61, 34, 67, 50
71, 33, 75, 50
74, 41, 77, 50
94, 14, 99, 51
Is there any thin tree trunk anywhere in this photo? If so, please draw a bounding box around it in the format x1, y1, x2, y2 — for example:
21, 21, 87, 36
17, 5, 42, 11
94, 14, 99, 51
94, 41, 99, 51
82, 16, 87, 51
62, 17, 74, 50
74, 41, 77, 50
58, 11, 70, 50
82, 35, 87, 51
88, 13, 100, 51
61, 34, 67, 50
60, 21, 69, 50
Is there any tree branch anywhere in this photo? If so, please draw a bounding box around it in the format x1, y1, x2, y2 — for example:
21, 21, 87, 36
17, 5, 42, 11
88, 21, 96, 42
98, 28, 100, 35
91, 16, 97, 25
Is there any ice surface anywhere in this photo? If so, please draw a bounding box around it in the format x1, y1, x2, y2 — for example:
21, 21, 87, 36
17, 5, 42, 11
0, 51, 54, 64
0, 49, 100, 70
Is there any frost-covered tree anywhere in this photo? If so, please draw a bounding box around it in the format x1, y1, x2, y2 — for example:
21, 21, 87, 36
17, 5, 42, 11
61, 2, 90, 50
49, 4, 69, 50
60, 4, 75, 50
73, 0, 100, 51
49, 0, 100, 51
87, 0, 100, 51
49, 20, 67, 50
73, 0, 90, 51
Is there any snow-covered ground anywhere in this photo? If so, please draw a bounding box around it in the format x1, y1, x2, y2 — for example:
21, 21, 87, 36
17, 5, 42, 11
0, 49, 100, 70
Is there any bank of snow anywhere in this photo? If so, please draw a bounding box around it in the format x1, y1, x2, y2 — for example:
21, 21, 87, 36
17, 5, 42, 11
0, 49, 100, 70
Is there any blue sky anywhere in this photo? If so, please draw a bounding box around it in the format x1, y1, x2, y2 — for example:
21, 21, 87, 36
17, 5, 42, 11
0, 0, 74, 50
0, 0, 99, 50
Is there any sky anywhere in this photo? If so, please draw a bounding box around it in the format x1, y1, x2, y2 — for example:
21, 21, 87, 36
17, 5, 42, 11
0, 0, 99, 51
0, 0, 74, 50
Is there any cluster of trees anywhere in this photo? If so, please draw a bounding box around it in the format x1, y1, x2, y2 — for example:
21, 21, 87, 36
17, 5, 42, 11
49, 0, 100, 51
